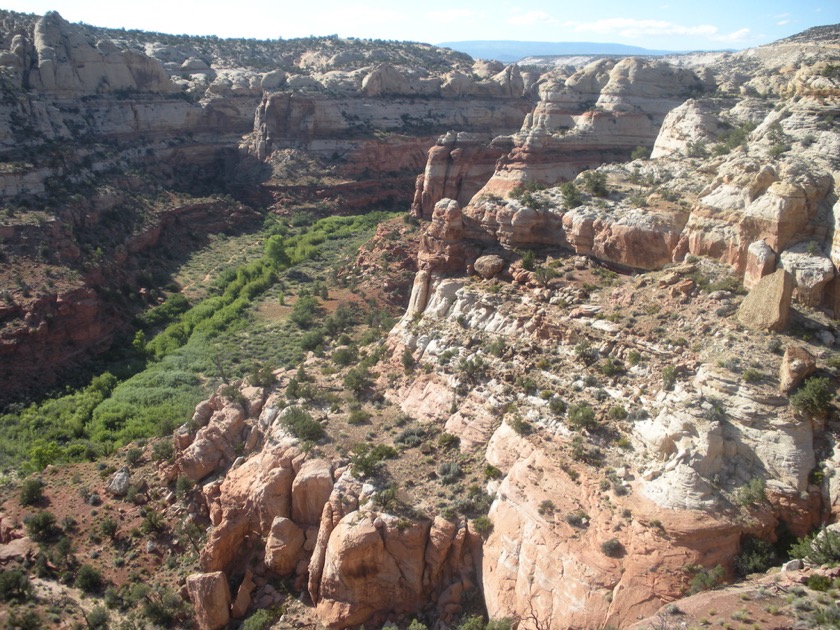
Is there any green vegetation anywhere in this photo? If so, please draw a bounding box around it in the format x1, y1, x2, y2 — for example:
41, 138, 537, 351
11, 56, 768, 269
567, 403, 597, 431
350, 443, 398, 478
279, 407, 325, 442
242, 606, 285, 630
713, 121, 756, 155
565, 510, 588, 528
662, 365, 677, 391
19, 477, 44, 506
509, 180, 548, 210
0, 568, 32, 603
560, 182, 582, 209
75, 564, 104, 593
580, 170, 609, 197
733, 536, 778, 577
0, 212, 393, 470
24, 510, 58, 542
598, 358, 624, 377
437, 461, 462, 484
790, 377, 833, 415
600, 538, 623, 557
472, 515, 493, 535
735, 477, 767, 507
790, 528, 840, 565
686, 564, 725, 594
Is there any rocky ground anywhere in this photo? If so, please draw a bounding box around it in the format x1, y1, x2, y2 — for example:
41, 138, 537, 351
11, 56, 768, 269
3, 239, 837, 629
0, 9, 839, 630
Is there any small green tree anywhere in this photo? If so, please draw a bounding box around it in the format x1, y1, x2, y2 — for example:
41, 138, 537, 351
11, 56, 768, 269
790, 527, 840, 565
100, 516, 118, 540
687, 564, 725, 594
280, 407, 325, 442
19, 478, 44, 506
24, 511, 58, 542
350, 443, 397, 478
0, 568, 32, 602
401, 347, 416, 372
141, 509, 165, 535
243, 609, 275, 630
472, 515, 493, 535
457, 615, 486, 630
580, 170, 609, 197
75, 564, 104, 593
125, 448, 142, 467
600, 538, 624, 557
734, 536, 777, 577
520, 249, 536, 271
662, 365, 677, 390
86, 607, 110, 630
735, 478, 766, 507
290, 294, 320, 329
567, 404, 597, 431
790, 377, 833, 415
560, 182, 582, 209
343, 366, 372, 396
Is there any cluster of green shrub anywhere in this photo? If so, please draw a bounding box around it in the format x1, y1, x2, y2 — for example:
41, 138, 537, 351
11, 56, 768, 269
509, 180, 548, 210
712, 121, 757, 155
0, 211, 394, 471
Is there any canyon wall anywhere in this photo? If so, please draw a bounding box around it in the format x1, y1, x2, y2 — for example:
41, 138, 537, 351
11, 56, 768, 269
0, 11, 537, 401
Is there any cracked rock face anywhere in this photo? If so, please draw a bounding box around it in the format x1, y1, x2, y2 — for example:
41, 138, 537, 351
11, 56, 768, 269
737, 269, 794, 332
780, 242, 836, 306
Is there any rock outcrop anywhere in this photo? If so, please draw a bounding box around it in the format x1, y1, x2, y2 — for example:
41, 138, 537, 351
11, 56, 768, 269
186, 572, 231, 630
307, 473, 480, 629
779, 345, 817, 394
171, 387, 483, 629
737, 269, 794, 332
780, 242, 836, 306
27, 12, 174, 96
743, 240, 776, 289
264, 517, 305, 575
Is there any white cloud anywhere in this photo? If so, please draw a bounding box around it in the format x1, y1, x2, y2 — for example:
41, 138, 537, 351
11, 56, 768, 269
566, 18, 718, 39
777, 19, 790, 25
560, 17, 754, 45
508, 9, 555, 26
711, 28, 752, 43
427, 9, 475, 23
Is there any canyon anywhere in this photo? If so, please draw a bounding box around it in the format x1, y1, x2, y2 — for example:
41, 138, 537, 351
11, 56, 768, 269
0, 9, 839, 630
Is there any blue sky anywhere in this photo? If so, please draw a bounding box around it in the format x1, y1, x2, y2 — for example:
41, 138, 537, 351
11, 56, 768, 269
4, 1, 837, 50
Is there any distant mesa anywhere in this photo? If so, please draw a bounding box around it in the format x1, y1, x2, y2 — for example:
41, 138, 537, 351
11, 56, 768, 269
437, 40, 682, 62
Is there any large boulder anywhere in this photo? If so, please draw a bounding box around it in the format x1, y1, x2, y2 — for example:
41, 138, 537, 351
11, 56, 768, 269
186, 572, 231, 630
737, 269, 794, 332
314, 512, 431, 628
264, 517, 305, 575
743, 240, 776, 290
291, 459, 334, 527
179, 405, 246, 482
199, 443, 301, 572
473, 255, 505, 279
780, 243, 836, 307
106, 467, 131, 497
